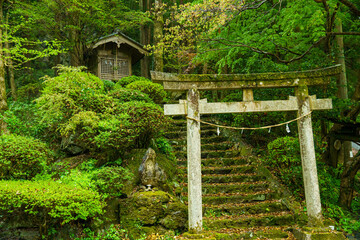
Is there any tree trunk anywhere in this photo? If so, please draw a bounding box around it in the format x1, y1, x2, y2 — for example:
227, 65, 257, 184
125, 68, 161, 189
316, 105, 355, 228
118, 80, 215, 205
140, 0, 151, 78
153, 0, 164, 72
70, 28, 84, 67
0, 0, 8, 134
336, 19, 348, 99
339, 155, 360, 209
5, 15, 16, 101
336, 54, 360, 209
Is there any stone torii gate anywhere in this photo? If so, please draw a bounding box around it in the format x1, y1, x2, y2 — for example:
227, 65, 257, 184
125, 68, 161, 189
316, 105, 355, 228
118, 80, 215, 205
151, 65, 341, 233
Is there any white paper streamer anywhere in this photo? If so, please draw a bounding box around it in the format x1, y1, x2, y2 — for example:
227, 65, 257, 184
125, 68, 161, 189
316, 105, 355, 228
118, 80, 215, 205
286, 124, 291, 133
217, 127, 220, 136
268, 128, 271, 133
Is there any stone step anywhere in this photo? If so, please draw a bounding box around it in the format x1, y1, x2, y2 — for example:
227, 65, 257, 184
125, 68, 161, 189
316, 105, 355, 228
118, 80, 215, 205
181, 190, 278, 204
178, 165, 255, 175
168, 136, 228, 145
177, 157, 249, 167
209, 227, 293, 240
203, 200, 288, 215
203, 211, 294, 229
175, 150, 241, 160
182, 182, 269, 194
173, 141, 233, 152
164, 129, 220, 139
202, 173, 266, 184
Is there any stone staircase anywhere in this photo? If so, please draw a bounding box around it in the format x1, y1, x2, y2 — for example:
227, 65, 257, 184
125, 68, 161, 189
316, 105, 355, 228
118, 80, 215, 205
164, 117, 297, 239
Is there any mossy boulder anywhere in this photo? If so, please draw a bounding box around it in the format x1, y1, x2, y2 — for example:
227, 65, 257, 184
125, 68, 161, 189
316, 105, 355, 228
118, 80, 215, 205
122, 149, 181, 196
120, 191, 187, 238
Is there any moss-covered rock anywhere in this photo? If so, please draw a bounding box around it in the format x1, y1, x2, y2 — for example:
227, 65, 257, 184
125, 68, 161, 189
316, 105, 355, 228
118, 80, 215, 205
122, 149, 181, 195
120, 191, 187, 239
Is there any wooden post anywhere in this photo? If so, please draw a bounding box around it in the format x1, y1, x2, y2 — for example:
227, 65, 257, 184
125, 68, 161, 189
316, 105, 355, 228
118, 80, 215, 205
187, 88, 202, 233
296, 83, 323, 227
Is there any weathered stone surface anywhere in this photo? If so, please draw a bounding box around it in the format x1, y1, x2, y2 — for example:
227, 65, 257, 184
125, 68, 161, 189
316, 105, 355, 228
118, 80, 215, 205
293, 227, 346, 240
164, 96, 332, 116
61, 134, 85, 156
139, 148, 167, 188
119, 191, 187, 239
151, 65, 341, 90
187, 88, 203, 233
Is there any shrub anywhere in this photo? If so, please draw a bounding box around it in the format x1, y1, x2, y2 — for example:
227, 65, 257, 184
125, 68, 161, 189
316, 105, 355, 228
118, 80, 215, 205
0, 134, 53, 180
0, 101, 47, 138
120, 101, 171, 147
113, 75, 151, 89
17, 82, 43, 101
36, 66, 105, 127
126, 80, 167, 103
92, 166, 133, 198
266, 136, 303, 198
108, 88, 153, 103
267, 136, 300, 168
102, 79, 115, 93
0, 180, 104, 225
59, 111, 137, 152
36, 67, 169, 155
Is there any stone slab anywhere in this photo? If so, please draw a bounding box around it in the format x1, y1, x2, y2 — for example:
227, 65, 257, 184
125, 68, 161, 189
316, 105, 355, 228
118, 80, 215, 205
293, 228, 346, 240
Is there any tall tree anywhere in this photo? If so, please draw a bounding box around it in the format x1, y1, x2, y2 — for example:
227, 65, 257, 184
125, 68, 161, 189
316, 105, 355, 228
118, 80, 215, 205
0, 0, 8, 134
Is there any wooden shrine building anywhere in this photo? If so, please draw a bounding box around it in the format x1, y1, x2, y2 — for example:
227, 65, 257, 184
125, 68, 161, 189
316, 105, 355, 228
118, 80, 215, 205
88, 32, 149, 81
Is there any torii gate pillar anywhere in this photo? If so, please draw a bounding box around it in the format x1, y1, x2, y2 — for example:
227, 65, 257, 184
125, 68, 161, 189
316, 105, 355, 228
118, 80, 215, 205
186, 88, 202, 233
296, 84, 323, 226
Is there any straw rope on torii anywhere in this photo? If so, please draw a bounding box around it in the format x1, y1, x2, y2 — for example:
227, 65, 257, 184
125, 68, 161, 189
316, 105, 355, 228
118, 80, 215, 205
185, 111, 312, 131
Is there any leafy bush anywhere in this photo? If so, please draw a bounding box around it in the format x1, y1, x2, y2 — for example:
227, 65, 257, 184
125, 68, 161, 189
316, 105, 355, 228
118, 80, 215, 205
108, 88, 153, 103
102, 79, 115, 93
126, 80, 167, 103
36, 67, 169, 154
0, 134, 53, 180
0, 180, 104, 225
0, 101, 47, 138
267, 136, 300, 168
265, 136, 304, 198
36, 66, 105, 127
114, 75, 151, 89
92, 166, 133, 198
120, 101, 171, 147
59, 111, 136, 152
17, 82, 44, 101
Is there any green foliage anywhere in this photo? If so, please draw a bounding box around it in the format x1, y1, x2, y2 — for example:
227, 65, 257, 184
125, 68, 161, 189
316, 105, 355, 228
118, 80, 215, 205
17, 82, 44, 101
74, 224, 127, 240
155, 137, 174, 156
267, 137, 301, 168
0, 101, 47, 138
36, 67, 170, 153
0, 180, 104, 225
108, 88, 153, 103
265, 137, 360, 234
102, 79, 115, 93
91, 166, 133, 198
126, 80, 167, 104
36, 66, 105, 126
0, 134, 53, 180
324, 203, 360, 234
120, 101, 170, 147
114, 75, 151, 89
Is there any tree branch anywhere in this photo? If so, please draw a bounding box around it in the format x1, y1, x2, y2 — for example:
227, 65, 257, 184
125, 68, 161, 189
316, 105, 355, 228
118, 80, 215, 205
327, 32, 360, 35
338, 0, 360, 16
205, 36, 326, 64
